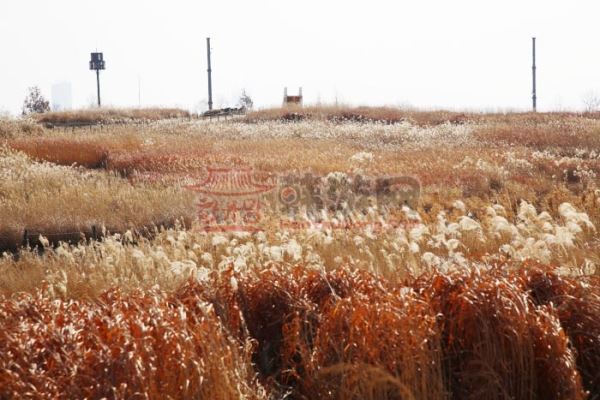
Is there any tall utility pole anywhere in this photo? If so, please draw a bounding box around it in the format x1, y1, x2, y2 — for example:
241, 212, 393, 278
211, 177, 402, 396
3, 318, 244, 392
89, 52, 106, 107
96, 70, 101, 107
206, 37, 213, 111
532, 37, 537, 112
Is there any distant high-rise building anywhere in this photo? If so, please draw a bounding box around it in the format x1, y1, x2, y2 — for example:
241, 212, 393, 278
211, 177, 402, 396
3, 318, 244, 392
51, 82, 72, 111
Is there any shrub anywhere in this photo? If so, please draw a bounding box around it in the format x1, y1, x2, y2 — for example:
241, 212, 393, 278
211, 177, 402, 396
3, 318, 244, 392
22, 87, 50, 115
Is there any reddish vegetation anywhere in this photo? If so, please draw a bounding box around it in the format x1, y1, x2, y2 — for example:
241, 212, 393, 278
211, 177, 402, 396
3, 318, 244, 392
8, 135, 146, 169
9, 137, 109, 168
0, 264, 598, 399
414, 269, 586, 400
520, 265, 600, 399
0, 286, 265, 400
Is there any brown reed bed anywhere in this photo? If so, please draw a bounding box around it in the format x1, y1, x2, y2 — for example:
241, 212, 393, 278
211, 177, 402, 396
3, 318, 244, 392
518, 264, 600, 399
0, 286, 266, 400
0, 263, 598, 399
176, 264, 596, 399
413, 267, 586, 400
8, 134, 143, 168
175, 266, 447, 399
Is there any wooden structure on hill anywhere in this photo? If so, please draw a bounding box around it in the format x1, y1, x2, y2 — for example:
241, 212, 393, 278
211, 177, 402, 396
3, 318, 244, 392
283, 87, 303, 106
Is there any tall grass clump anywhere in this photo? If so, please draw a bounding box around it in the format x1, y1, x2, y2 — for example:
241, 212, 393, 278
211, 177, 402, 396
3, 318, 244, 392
520, 264, 600, 399
414, 268, 586, 400
289, 290, 446, 399
0, 286, 267, 399
199, 266, 447, 399
0, 118, 44, 138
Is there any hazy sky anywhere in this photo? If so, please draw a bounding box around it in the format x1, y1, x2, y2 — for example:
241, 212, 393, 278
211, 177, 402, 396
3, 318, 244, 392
1, 0, 599, 114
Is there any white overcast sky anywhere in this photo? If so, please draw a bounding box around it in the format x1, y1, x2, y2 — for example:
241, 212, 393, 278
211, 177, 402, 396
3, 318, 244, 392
1, 0, 599, 114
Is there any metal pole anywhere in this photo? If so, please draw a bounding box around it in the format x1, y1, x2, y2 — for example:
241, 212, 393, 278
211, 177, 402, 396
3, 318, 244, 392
207, 37, 213, 111
532, 37, 537, 112
96, 69, 101, 107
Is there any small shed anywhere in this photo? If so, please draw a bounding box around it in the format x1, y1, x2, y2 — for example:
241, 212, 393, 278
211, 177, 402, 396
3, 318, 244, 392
283, 87, 303, 106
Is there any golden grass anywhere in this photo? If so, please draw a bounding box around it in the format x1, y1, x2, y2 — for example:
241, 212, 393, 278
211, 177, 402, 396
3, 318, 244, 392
0, 118, 44, 138
473, 120, 600, 150
245, 105, 472, 126
0, 148, 195, 252
1, 107, 600, 398
245, 105, 600, 126
34, 107, 190, 125
3, 115, 600, 259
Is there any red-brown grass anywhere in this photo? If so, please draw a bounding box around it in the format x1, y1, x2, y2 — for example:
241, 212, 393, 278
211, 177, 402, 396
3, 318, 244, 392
176, 268, 247, 344
9, 137, 108, 168
287, 290, 446, 399
519, 264, 600, 399
191, 266, 446, 399
8, 135, 146, 168
413, 268, 586, 400
237, 267, 401, 385
175, 265, 599, 399
177, 265, 595, 399
1, 264, 598, 399
0, 285, 266, 399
